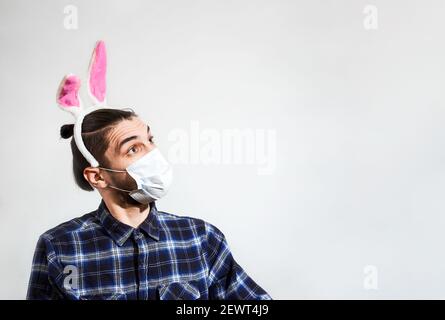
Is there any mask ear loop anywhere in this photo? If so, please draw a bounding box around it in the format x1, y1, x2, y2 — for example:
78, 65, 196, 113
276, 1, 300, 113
97, 167, 127, 173
97, 167, 133, 193
107, 185, 132, 193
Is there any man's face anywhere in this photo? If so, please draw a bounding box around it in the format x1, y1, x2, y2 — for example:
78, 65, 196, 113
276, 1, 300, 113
101, 116, 155, 205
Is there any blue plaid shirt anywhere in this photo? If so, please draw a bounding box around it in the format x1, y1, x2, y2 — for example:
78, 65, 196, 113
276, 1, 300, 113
27, 200, 271, 300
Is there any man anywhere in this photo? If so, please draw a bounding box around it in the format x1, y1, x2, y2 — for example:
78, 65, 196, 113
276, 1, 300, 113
27, 108, 271, 300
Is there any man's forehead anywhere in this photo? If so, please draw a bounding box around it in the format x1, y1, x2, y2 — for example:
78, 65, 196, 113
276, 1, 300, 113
107, 117, 148, 147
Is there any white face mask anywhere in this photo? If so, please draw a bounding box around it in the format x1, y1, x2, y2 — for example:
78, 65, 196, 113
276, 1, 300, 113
98, 147, 173, 204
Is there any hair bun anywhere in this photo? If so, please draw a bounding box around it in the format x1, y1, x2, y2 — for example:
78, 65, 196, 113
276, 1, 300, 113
60, 124, 74, 139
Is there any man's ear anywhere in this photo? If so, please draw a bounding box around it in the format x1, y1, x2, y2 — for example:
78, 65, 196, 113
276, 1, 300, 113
83, 167, 108, 190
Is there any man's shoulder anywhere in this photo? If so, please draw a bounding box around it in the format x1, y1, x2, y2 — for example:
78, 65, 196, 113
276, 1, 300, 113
157, 210, 225, 239
39, 210, 99, 243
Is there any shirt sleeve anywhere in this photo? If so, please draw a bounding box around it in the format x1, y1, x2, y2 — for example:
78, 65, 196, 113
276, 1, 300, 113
204, 223, 272, 300
26, 235, 62, 300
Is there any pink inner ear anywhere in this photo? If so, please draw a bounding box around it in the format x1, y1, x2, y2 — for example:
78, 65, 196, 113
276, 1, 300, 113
57, 75, 81, 107
89, 41, 106, 103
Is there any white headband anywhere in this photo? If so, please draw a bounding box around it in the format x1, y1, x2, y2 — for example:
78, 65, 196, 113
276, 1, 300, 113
56, 40, 109, 168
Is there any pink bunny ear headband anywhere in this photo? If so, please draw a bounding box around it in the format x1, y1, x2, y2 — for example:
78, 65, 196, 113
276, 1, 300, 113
56, 40, 108, 168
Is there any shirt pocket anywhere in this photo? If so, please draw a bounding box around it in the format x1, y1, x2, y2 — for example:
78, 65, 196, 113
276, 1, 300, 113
79, 291, 127, 300
157, 280, 201, 300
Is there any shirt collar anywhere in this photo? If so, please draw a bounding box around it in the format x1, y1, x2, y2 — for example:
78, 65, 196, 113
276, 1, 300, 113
96, 199, 160, 246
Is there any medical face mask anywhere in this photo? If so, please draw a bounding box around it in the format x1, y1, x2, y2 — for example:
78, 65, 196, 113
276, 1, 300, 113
98, 147, 173, 204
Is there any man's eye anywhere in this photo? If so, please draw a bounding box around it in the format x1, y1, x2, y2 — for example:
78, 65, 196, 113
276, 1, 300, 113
127, 136, 154, 155
128, 146, 139, 155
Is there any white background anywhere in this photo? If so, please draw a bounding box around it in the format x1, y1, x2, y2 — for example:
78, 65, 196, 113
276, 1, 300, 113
1, 0, 445, 299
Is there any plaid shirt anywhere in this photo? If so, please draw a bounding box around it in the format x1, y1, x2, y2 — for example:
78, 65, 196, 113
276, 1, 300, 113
27, 199, 271, 300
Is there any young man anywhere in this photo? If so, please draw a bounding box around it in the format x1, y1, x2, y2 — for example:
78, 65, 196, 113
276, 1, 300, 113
27, 108, 271, 300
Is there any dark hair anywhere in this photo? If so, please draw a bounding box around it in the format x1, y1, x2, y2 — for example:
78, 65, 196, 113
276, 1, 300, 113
60, 108, 137, 191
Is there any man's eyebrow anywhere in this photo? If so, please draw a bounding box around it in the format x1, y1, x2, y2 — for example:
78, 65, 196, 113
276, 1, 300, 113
116, 125, 150, 153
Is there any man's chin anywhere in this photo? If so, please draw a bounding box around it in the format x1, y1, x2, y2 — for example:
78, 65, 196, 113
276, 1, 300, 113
114, 189, 144, 207
124, 193, 145, 207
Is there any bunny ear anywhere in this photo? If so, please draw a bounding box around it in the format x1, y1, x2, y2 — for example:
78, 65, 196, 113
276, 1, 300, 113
88, 40, 107, 105
56, 74, 83, 115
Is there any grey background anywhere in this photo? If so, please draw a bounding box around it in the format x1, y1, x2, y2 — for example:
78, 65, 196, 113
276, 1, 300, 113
1, 0, 445, 299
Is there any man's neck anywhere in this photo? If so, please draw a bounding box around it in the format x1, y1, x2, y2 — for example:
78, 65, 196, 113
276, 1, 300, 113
103, 198, 150, 229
